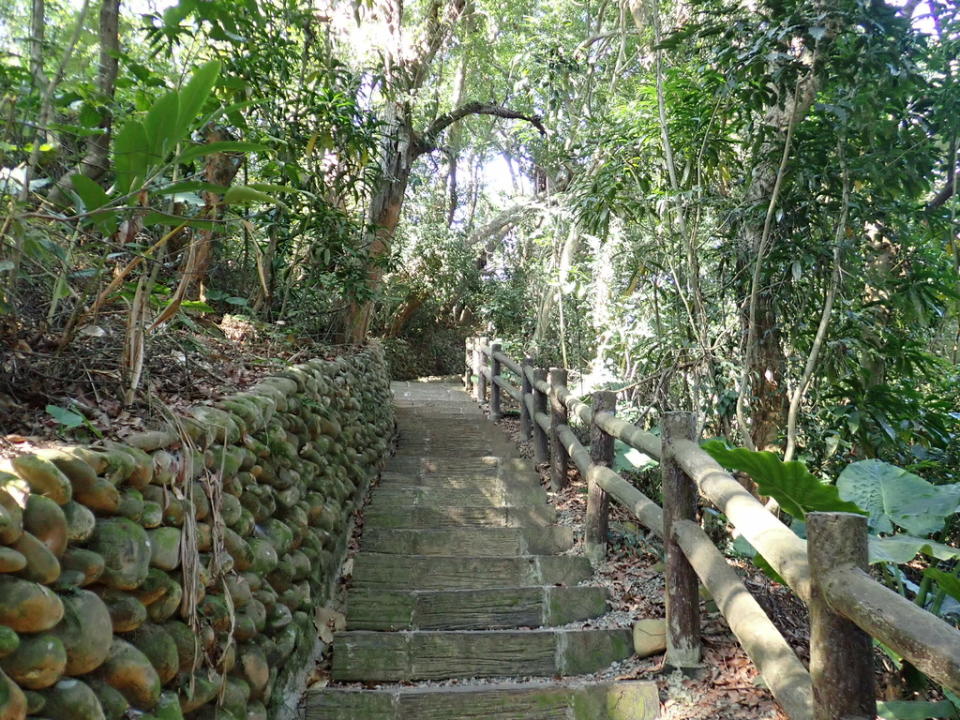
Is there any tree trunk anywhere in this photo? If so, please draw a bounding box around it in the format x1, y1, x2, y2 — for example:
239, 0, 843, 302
343, 102, 417, 343
736, 13, 833, 451
47, 0, 120, 206
183, 128, 242, 299
385, 291, 426, 338
29, 0, 45, 94
746, 288, 787, 451
532, 222, 581, 355
445, 53, 469, 227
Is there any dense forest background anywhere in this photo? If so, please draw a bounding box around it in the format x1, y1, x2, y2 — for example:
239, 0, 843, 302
2, 0, 960, 706
3, 0, 960, 473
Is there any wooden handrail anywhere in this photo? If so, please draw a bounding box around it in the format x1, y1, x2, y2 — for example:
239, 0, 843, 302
462, 336, 960, 707
492, 374, 522, 402
556, 423, 663, 536
672, 438, 812, 605
824, 565, 960, 693
555, 385, 662, 458
555, 421, 811, 715
493, 351, 523, 377
673, 519, 814, 720
534, 410, 550, 433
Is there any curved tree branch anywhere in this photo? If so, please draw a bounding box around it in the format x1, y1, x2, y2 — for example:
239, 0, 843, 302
415, 102, 546, 156
928, 159, 958, 210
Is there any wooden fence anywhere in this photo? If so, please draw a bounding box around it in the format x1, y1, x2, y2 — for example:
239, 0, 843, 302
464, 336, 960, 720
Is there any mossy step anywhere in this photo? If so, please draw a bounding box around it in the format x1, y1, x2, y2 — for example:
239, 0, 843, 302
304, 679, 660, 719
350, 554, 593, 591
367, 482, 546, 510
391, 430, 518, 458
346, 585, 609, 631
360, 526, 574, 557
363, 503, 556, 529
384, 456, 533, 479
331, 628, 634, 682
392, 442, 519, 459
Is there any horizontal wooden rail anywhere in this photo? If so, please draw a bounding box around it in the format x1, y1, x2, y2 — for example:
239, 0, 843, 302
492, 374, 522, 402
673, 519, 814, 719
534, 410, 550, 433
555, 385, 662, 458
671, 439, 812, 605
493, 351, 523, 377
462, 335, 960, 713
555, 421, 809, 715
824, 565, 960, 693
556, 423, 663, 537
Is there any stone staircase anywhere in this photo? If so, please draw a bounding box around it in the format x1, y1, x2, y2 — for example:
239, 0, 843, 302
303, 381, 659, 719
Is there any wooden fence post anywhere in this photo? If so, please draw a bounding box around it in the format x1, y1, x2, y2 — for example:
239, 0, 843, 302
464, 337, 473, 392
585, 390, 615, 566
807, 512, 876, 720
548, 367, 569, 492
489, 341, 502, 421
474, 336, 487, 403
519, 356, 533, 439
662, 411, 701, 668
532, 368, 549, 464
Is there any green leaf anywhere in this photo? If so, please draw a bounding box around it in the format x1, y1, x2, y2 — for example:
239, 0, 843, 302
181, 300, 215, 313
223, 185, 285, 207
753, 552, 787, 585
70, 175, 119, 235
868, 535, 960, 564
176, 141, 270, 164
701, 439, 865, 520
729, 534, 787, 584
154, 181, 230, 195
45, 404, 85, 429
143, 90, 180, 161
925, 568, 960, 604
224, 296, 248, 305
837, 459, 960, 536
946, 688, 960, 713
70, 175, 109, 211
142, 212, 220, 230
876, 700, 959, 719
176, 60, 221, 140
613, 439, 657, 472
113, 120, 151, 193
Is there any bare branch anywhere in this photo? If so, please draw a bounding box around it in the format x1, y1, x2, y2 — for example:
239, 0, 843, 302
928, 160, 958, 210
416, 102, 546, 156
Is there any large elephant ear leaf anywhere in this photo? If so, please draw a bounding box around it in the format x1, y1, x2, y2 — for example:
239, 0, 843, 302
868, 534, 960, 564
837, 459, 960, 537
701, 439, 865, 520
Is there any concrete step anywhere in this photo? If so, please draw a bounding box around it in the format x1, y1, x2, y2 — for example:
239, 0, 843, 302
367, 481, 546, 510
304, 679, 660, 719
360, 526, 574, 557
331, 627, 634, 682
346, 585, 609, 631
363, 503, 556, 529
350, 553, 593, 591
383, 456, 534, 482
393, 430, 518, 458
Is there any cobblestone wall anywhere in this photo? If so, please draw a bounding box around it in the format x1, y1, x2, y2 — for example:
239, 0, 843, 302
0, 345, 394, 720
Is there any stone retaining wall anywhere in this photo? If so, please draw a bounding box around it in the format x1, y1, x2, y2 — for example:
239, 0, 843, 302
0, 345, 394, 720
